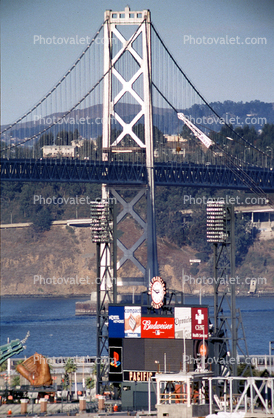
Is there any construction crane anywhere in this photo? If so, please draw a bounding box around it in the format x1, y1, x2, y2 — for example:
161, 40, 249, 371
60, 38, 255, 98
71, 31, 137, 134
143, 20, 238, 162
178, 112, 273, 206
177, 112, 214, 149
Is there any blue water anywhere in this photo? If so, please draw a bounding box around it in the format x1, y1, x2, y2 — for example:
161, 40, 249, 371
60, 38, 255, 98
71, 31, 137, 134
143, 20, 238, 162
0, 296, 273, 358
0, 297, 97, 358
185, 295, 274, 355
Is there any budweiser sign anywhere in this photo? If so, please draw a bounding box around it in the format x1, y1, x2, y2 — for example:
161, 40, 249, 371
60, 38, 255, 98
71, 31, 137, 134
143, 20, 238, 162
141, 317, 174, 338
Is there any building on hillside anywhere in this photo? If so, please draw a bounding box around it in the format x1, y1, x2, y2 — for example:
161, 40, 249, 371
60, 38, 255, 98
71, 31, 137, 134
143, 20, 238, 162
42, 145, 75, 158
163, 134, 188, 143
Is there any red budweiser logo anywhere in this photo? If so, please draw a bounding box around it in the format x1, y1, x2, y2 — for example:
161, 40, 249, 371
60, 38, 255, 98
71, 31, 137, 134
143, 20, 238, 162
142, 320, 173, 330
141, 317, 174, 338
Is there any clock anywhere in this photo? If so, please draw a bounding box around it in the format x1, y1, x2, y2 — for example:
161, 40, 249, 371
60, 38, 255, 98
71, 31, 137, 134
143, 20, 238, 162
149, 276, 166, 309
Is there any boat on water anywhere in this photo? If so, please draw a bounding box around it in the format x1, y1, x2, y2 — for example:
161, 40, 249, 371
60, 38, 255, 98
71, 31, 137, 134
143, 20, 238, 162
75, 300, 97, 316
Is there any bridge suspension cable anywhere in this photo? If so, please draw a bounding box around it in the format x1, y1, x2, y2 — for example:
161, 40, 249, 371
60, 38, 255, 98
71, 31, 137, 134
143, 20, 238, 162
0, 20, 106, 136
1, 16, 272, 185
150, 22, 270, 160
149, 23, 273, 205
153, 76, 273, 205
1, 18, 147, 154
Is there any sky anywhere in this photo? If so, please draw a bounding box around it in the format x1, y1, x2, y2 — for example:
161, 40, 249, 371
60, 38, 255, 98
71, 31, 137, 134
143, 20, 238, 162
1, 0, 274, 125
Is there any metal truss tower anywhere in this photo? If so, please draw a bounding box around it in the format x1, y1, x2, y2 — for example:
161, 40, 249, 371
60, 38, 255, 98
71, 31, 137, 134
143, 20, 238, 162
90, 202, 117, 395
102, 6, 158, 285
207, 203, 252, 392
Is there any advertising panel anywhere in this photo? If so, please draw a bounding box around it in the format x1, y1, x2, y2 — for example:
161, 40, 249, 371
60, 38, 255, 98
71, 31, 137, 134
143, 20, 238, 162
174, 307, 192, 339
109, 346, 122, 374
141, 317, 174, 338
123, 371, 155, 381
108, 306, 125, 338
124, 306, 141, 338
191, 307, 208, 339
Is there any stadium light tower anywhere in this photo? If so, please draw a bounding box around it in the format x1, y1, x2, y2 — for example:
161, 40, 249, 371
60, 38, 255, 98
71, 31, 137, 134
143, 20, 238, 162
90, 200, 117, 394
207, 202, 237, 381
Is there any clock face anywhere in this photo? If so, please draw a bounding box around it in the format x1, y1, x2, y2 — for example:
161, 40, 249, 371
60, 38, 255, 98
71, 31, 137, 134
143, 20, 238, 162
149, 277, 166, 309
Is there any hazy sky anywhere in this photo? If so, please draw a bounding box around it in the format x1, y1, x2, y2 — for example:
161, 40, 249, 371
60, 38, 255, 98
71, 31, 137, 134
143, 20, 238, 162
1, 0, 273, 125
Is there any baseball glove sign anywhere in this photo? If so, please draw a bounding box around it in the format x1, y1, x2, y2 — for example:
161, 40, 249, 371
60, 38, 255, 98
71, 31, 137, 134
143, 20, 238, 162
16, 353, 52, 386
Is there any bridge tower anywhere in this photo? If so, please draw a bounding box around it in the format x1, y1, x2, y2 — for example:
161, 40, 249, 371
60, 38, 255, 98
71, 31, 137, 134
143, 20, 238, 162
102, 6, 158, 285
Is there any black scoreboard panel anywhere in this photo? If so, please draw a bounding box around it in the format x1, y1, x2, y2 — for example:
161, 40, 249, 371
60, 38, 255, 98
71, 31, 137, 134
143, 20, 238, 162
123, 338, 194, 373
122, 339, 145, 370
144, 339, 193, 372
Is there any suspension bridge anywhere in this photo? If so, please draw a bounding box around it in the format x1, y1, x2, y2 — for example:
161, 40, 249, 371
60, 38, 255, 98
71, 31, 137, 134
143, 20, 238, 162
1, 158, 273, 190
1, 6, 273, 281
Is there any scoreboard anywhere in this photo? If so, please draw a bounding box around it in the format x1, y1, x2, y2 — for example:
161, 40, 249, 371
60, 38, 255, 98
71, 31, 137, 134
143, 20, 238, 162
108, 304, 209, 382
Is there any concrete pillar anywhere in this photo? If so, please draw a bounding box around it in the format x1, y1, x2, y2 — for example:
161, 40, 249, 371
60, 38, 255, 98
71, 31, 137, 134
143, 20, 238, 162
20, 399, 28, 414
98, 395, 105, 411
79, 396, 86, 412
40, 398, 47, 413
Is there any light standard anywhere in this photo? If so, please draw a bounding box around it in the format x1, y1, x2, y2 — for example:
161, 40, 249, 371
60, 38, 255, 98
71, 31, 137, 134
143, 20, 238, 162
182, 268, 185, 304
183, 330, 186, 374
269, 341, 274, 376
266, 146, 273, 168
266, 146, 273, 159
244, 147, 251, 163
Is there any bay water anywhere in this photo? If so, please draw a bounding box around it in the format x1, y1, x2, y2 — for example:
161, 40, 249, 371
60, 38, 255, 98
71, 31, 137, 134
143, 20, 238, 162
0, 295, 273, 358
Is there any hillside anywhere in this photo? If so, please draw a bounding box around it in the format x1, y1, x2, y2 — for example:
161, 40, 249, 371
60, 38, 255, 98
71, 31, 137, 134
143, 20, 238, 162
1, 100, 273, 140
1, 220, 274, 297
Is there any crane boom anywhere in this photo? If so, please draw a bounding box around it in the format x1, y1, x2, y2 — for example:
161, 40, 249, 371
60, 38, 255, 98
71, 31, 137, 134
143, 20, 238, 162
177, 112, 214, 149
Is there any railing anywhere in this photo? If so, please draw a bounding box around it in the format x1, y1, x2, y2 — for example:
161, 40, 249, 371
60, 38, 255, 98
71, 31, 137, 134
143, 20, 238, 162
209, 376, 274, 415
159, 389, 208, 405
160, 393, 187, 404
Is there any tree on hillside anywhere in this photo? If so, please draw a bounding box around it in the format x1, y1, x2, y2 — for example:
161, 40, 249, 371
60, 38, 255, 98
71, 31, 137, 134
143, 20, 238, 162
257, 123, 274, 149
155, 185, 259, 268
235, 214, 259, 266
180, 124, 193, 140
32, 207, 52, 232
55, 130, 73, 145
186, 211, 258, 267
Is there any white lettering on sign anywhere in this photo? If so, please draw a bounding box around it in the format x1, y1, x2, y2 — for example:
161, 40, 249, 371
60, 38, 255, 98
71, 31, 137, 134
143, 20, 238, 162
142, 320, 173, 330
129, 371, 153, 381
109, 315, 124, 323
175, 317, 191, 325
193, 333, 206, 338
195, 309, 204, 324
195, 325, 204, 331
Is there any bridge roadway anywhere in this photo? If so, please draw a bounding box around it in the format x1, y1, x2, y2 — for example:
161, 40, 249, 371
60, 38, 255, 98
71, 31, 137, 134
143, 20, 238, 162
1, 158, 274, 191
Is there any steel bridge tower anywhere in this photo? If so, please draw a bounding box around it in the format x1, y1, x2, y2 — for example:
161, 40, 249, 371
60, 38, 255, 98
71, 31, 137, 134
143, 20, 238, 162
102, 6, 158, 286
94, 7, 158, 395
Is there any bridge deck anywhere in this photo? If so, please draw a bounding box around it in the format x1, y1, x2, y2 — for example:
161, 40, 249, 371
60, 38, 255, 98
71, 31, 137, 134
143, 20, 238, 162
1, 159, 273, 191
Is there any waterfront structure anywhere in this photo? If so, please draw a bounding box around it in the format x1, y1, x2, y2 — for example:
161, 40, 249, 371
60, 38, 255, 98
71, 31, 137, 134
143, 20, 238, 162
155, 373, 274, 417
